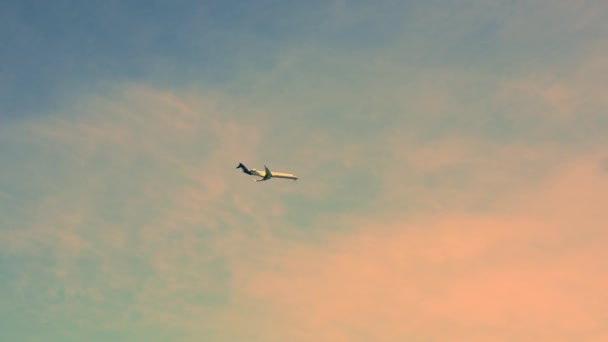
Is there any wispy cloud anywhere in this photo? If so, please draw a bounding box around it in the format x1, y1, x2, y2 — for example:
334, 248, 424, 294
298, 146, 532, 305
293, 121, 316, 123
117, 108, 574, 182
232, 151, 608, 341
2, 0, 608, 340
0, 84, 263, 339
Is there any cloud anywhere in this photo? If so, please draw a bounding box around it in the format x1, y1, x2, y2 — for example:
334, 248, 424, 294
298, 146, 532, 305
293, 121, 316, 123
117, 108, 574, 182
2, 81, 388, 340
2, 1, 608, 339
232, 151, 608, 341
0, 83, 269, 340
500, 54, 608, 124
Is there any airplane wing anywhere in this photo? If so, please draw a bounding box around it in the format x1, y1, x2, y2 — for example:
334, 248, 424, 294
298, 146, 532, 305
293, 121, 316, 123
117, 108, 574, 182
262, 165, 273, 180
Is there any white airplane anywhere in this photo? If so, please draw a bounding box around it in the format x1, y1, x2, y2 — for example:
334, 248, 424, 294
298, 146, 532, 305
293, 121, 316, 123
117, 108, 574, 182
236, 163, 298, 182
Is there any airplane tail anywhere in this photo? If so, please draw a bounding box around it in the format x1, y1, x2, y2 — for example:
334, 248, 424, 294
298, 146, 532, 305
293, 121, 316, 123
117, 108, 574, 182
236, 163, 252, 175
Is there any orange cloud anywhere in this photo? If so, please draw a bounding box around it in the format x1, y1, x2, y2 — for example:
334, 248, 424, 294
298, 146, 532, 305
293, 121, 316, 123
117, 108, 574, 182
233, 152, 608, 341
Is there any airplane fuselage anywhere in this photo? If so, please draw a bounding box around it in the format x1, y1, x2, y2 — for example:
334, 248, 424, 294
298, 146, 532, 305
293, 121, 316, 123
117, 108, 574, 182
250, 169, 298, 180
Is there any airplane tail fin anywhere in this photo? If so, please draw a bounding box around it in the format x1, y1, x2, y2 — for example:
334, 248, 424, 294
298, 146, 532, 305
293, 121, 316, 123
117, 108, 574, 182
236, 163, 252, 175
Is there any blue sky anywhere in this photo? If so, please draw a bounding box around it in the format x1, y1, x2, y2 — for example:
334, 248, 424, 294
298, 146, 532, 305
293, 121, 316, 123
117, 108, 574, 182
2, 0, 306, 115
2, 1, 608, 341
6, 0, 596, 117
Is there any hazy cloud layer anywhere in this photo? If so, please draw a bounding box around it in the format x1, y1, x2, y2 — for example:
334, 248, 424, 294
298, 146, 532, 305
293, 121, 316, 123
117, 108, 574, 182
234, 152, 608, 341
2, 0, 608, 341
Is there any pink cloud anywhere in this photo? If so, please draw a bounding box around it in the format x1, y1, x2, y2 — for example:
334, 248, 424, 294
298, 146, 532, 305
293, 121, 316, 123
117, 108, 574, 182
370, 133, 578, 218
232, 152, 608, 341
500, 55, 608, 120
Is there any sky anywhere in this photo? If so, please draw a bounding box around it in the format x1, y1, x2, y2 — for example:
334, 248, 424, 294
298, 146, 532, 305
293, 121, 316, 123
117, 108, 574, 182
1, 0, 607, 341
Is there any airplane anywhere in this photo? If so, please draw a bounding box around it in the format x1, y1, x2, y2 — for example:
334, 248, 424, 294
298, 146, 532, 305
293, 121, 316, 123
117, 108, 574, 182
236, 163, 298, 182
